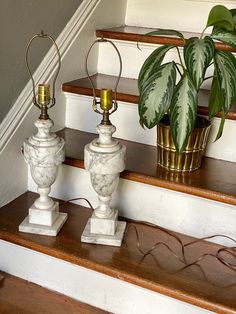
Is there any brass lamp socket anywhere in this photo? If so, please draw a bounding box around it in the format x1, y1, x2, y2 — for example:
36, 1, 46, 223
38, 84, 50, 106
100, 89, 113, 125
100, 89, 113, 111
38, 84, 51, 120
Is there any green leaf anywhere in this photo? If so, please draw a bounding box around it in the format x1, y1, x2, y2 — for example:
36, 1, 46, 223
208, 72, 223, 118
214, 50, 236, 112
206, 5, 234, 31
211, 27, 236, 48
170, 75, 197, 153
138, 45, 175, 92
145, 29, 184, 40
212, 51, 236, 141
184, 36, 214, 90
215, 114, 226, 141
139, 62, 176, 129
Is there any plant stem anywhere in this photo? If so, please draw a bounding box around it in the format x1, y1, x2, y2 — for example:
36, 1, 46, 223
203, 75, 214, 81
136, 41, 142, 51
174, 62, 183, 77
200, 26, 208, 39
176, 47, 185, 71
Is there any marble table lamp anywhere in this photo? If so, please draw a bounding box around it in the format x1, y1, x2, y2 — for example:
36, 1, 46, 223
19, 32, 67, 236
81, 39, 126, 246
81, 120, 126, 246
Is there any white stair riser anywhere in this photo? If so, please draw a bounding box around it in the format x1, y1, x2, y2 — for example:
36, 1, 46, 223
65, 93, 236, 163
97, 41, 213, 90
28, 165, 236, 247
0, 241, 212, 314
205, 118, 236, 161
125, 0, 235, 32
65, 94, 156, 145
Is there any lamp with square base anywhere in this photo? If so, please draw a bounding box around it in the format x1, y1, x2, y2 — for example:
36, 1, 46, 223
19, 31, 67, 236
81, 39, 126, 247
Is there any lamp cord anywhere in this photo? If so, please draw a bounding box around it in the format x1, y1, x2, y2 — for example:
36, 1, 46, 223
59, 197, 236, 287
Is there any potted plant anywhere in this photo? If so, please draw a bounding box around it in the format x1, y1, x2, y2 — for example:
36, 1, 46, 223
138, 5, 236, 172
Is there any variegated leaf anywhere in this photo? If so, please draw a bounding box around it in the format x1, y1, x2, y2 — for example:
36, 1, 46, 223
139, 62, 176, 128
214, 51, 236, 112
170, 75, 197, 153
208, 72, 223, 118
184, 37, 214, 90
138, 45, 175, 92
211, 28, 236, 48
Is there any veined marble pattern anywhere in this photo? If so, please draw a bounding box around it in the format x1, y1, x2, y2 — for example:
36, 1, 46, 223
84, 123, 126, 221
90, 173, 119, 197
95, 124, 117, 147
30, 165, 58, 188
24, 138, 65, 167
85, 145, 126, 174
20, 118, 67, 236
82, 123, 127, 245
33, 119, 55, 139
24, 119, 65, 167
24, 119, 65, 190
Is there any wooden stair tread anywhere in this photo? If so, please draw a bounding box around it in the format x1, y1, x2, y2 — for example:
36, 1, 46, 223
57, 127, 236, 206
62, 73, 236, 120
1, 192, 236, 314
96, 25, 236, 52
0, 271, 108, 314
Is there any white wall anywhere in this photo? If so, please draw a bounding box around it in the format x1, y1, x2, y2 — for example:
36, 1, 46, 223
0, 0, 83, 123
125, 0, 235, 32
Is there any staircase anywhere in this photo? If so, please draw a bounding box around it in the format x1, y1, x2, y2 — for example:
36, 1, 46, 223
1, 0, 236, 313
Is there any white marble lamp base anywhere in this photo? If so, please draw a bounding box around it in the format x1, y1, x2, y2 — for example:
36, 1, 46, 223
81, 219, 126, 247
19, 202, 68, 236
19, 213, 67, 236
90, 210, 118, 235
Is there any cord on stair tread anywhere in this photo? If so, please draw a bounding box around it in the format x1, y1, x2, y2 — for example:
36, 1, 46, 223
59, 196, 236, 288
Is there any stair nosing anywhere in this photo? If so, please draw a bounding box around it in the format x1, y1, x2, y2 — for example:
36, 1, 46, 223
96, 25, 236, 53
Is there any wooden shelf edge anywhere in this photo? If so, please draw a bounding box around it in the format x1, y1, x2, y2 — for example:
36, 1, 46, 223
96, 26, 236, 52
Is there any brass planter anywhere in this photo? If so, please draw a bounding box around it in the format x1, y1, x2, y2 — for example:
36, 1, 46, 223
157, 116, 211, 172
